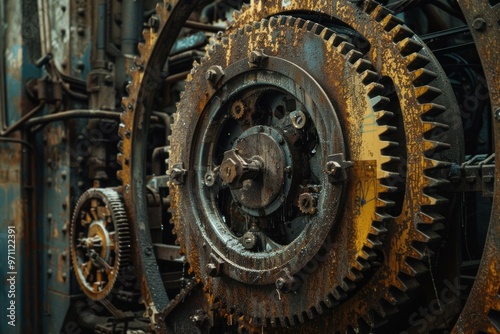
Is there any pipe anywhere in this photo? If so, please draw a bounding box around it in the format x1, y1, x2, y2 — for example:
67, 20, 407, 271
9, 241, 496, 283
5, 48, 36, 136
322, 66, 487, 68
0, 102, 46, 136
25, 109, 120, 129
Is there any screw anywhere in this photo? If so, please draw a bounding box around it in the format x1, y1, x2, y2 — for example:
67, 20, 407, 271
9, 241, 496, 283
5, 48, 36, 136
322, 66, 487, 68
61, 251, 67, 259
473, 18, 486, 31
77, 7, 85, 16
77, 26, 85, 36
61, 171, 67, 179
47, 213, 53, 222
284, 166, 292, 174
47, 269, 53, 276
144, 246, 153, 256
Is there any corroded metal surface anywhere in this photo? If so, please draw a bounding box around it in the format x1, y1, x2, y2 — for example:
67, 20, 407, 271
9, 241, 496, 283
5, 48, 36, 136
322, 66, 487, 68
452, 1, 500, 332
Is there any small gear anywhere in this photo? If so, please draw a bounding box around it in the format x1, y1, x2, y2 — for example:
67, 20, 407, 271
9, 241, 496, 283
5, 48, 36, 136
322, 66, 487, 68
230, 100, 246, 119
70, 188, 130, 300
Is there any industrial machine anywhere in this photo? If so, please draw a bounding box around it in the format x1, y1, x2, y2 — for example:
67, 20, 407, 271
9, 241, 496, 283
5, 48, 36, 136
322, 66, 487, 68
1, 0, 500, 333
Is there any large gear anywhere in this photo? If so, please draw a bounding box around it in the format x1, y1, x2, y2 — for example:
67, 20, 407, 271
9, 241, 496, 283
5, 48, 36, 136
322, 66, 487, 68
70, 188, 130, 300
118, 0, 463, 331
169, 15, 396, 327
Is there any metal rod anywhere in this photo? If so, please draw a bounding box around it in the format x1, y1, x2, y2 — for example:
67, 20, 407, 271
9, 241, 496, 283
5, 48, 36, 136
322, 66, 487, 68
185, 20, 225, 33
25, 109, 120, 129
0, 0, 5, 131
0, 137, 35, 151
0, 102, 46, 136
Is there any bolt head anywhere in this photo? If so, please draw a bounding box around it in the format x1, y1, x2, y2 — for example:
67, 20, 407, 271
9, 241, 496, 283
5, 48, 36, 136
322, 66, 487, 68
324, 161, 341, 176
473, 18, 486, 31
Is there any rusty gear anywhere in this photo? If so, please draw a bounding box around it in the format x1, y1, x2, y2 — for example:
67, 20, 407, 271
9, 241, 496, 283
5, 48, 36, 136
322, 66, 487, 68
70, 188, 130, 300
169, 15, 398, 327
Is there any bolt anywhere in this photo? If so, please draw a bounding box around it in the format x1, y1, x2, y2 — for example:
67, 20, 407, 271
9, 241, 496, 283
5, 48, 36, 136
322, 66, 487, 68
290, 110, 307, 129
125, 130, 131, 138
205, 66, 224, 86
284, 166, 292, 174
61, 170, 67, 179
324, 161, 342, 176
473, 17, 486, 31
77, 7, 85, 16
61, 251, 67, 259
104, 74, 113, 86
47, 177, 53, 186
62, 222, 68, 234
148, 15, 160, 30
144, 246, 153, 256
47, 213, 53, 222
249, 50, 268, 68
47, 250, 52, 257
127, 103, 133, 110
206, 263, 220, 277
62, 272, 67, 280
275, 274, 298, 293
495, 108, 500, 121
77, 26, 85, 36
47, 269, 53, 276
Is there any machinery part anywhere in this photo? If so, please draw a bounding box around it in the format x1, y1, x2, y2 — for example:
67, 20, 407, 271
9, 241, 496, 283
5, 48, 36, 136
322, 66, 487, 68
226, 0, 462, 330
118, 1, 201, 329
70, 188, 130, 300
452, 1, 500, 332
169, 15, 399, 327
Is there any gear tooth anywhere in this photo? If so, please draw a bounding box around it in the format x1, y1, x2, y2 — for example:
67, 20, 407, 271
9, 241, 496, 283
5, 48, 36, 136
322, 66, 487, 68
406, 52, 431, 70
322, 295, 336, 308
360, 248, 377, 260
338, 41, 355, 55
365, 236, 383, 248
341, 279, 356, 292
346, 49, 364, 65
380, 13, 402, 32
423, 175, 449, 188
423, 139, 451, 154
268, 15, 279, 28
232, 9, 241, 20
370, 223, 388, 236
378, 170, 399, 181
420, 103, 446, 117
403, 259, 427, 276
379, 155, 400, 166
380, 140, 399, 150
328, 33, 345, 47
369, 4, 392, 22
353, 258, 370, 272
137, 42, 147, 57
366, 82, 384, 97
370, 95, 390, 107
143, 28, 152, 42
377, 198, 395, 208
309, 22, 324, 35
117, 170, 124, 181
423, 157, 451, 170
347, 269, 363, 282
318, 25, 334, 41
333, 287, 348, 301
375, 110, 394, 121
416, 211, 444, 224
360, 69, 379, 84
117, 153, 124, 166
397, 37, 423, 55
415, 85, 442, 103
412, 68, 438, 86
414, 229, 441, 243
422, 193, 448, 206
377, 125, 397, 136
391, 24, 415, 43
422, 121, 449, 134
381, 290, 399, 305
